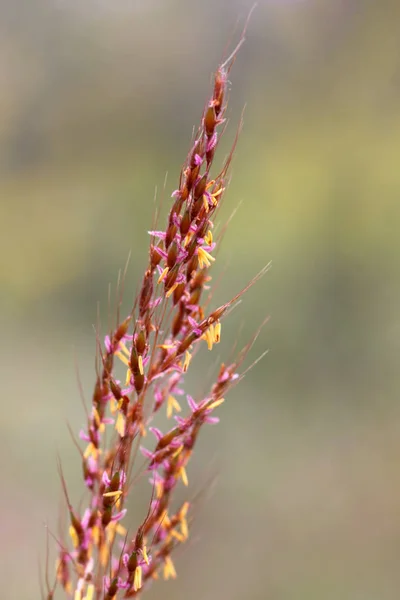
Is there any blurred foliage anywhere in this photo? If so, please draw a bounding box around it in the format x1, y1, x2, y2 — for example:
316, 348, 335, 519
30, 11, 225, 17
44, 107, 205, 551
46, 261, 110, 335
1, 1, 400, 599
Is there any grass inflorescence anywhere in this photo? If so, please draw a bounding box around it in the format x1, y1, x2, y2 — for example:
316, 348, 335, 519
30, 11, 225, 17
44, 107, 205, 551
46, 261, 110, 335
44, 16, 266, 600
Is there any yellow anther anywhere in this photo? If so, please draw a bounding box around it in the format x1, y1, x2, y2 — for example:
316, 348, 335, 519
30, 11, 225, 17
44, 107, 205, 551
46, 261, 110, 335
115, 350, 129, 367
197, 247, 215, 269
163, 556, 177, 580
142, 545, 150, 565
183, 350, 192, 372
158, 267, 169, 284
160, 510, 170, 527
83, 584, 95, 600
167, 395, 181, 418
172, 444, 184, 458
180, 502, 190, 517
183, 231, 193, 247
171, 529, 185, 542
179, 466, 189, 487
103, 490, 123, 499
84, 443, 97, 460
210, 185, 225, 205
203, 326, 214, 350
180, 517, 189, 540
207, 397, 225, 411
155, 480, 163, 499
119, 341, 130, 357
134, 566, 142, 591
115, 413, 126, 437
138, 355, 144, 375
69, 525, 79, 549
56, 560, 72, 593
204, 230, 213, 245
214, 321, 221, 343
92, 408, 101, 428
166, 282, 179, 298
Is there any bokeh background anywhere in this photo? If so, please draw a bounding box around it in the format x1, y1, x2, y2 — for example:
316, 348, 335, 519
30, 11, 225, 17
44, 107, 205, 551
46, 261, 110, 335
2, 0, 400, 598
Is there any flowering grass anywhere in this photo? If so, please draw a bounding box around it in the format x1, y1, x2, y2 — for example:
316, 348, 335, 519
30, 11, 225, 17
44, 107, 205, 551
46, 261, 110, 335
43, 16, 267, 600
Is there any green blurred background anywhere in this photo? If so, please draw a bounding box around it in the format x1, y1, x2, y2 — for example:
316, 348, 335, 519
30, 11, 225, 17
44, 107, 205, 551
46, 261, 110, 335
2, 0, 400, 598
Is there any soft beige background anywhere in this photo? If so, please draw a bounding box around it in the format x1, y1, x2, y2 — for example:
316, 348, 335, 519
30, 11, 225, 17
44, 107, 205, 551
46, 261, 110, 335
1, 1, 400, 598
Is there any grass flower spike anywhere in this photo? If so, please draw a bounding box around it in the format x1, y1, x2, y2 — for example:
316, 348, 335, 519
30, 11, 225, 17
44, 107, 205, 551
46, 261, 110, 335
46, 20, 266, 600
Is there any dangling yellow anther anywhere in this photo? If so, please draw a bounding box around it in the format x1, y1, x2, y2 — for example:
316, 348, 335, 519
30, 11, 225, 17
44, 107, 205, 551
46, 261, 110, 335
210, 185, 225, 205
115, 350, 129, 367
167, 395, 181, 418
142, 545, 150, 565
163, 556, 177, 580
69, 525, 79, 549
204, 230, 213, 245
179, 466, 189, 487
83, 584, 94, 600
214, 321, 221, 343
171, 529, 185, 542
183, 350, 192, 372
92, 408, 101, 428
119, 341, 131, 357
179, 502, 190, 540
203, 325, 214, 350
158, 267, 169, 284
125, 368, 131, 386
160, 510, 170, 528
84, 442, 98, 460
183, 231, 194, 248
166, 282, 179, 298
115, 412, 126, 437
198, 247, 215, 269
134, 566, 142, 591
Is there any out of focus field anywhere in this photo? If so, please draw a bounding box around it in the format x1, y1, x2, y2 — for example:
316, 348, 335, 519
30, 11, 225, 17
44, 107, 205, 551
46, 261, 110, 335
2, 1, 400, 598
